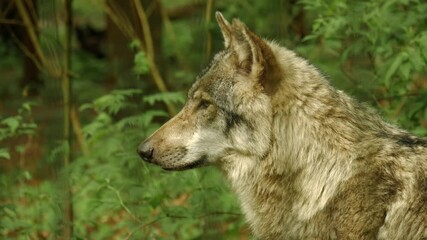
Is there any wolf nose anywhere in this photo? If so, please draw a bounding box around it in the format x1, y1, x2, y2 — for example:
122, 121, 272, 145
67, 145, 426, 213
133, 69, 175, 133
137, 142, 154, 162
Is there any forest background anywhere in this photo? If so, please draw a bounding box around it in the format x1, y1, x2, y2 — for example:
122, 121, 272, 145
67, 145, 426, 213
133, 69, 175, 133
1, 0, 426, 239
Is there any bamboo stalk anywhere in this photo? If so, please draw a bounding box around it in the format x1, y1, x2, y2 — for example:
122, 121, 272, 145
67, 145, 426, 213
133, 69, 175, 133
133, 0, 154, 60
133, 0, 176, 116
0, 19, 25, 25
71, 105, 89, 156
14, 0, 59, 77
104, 1, 134, 38
102, 1, 176, 116
61, 0, 74, 239
204, 0, 213, 60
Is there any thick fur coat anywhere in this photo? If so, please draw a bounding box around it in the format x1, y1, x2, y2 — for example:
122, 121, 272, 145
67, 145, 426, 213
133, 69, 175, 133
138, 12, 427, 239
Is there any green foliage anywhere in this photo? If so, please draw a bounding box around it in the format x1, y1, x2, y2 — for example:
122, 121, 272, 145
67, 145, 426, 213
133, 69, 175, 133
1, 168, 58, 235
80, 89, 142, 115
0, 148, 10, 160
0, 102, 37, 141
69, 89, 242, 239
133, 51, 150, 75
131, 40, 151, 76
1, 87, 243, 239
301, 0, 427, 135
143, 91, 186, 106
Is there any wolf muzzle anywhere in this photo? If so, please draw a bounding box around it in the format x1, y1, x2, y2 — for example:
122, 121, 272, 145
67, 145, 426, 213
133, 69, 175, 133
137, 140, 154, 162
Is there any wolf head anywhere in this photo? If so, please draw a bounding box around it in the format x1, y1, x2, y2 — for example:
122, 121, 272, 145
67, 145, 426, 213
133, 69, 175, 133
138, 12, 280, 171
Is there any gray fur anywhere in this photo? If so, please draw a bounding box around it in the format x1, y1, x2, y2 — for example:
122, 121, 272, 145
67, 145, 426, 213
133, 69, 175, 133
138, 12, 427, 239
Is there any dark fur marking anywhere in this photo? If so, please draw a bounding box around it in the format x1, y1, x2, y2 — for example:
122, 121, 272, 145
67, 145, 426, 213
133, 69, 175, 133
223, 110, 255, 136
396, 134, 427, 147
196, 99, 211, 110
184, 154, 207, 169
225, 111, 243, 133
379, 132, 427, 148
163, 155, 207, 171
418, 176, 427, 202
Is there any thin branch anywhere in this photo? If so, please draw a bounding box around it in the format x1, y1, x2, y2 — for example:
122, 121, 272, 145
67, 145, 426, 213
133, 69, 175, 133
14, 0, 49, 73
71, 105, 89, 156
14, 0, 62, 78
123, 217, 166, 240
0, 19, 24, 25
122, 210, 242, 240
44, 36, 63, 77
61, 0, 74, 239
133, 0, 176, 115
166, 1, 206, 20
0, 0, 15, 19
391, 96, 408, 120
106, 184, 142, 224
204, 0, 213, 60
9, 30, 43, 71
104, 1, 135, 39
197, 211, 242, 219
376, 92, 422, 101
133, 0, 154, 59
102, 0, 177, 116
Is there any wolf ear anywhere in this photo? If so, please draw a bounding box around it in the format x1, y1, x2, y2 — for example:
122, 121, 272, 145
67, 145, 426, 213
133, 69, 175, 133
216, 12, 232, 48
231, 19, 265, 77
216, 12, 279, 95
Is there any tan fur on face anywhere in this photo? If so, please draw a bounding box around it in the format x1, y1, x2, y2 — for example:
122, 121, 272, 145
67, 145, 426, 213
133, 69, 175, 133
139, 12, 427, 239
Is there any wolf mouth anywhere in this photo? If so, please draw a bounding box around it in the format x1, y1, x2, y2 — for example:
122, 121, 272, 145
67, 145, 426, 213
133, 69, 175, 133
162, 155, 207, 171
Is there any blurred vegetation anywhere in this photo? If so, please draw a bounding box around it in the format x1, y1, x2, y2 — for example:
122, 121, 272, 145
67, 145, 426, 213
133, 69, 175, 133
0, 0, 426, 239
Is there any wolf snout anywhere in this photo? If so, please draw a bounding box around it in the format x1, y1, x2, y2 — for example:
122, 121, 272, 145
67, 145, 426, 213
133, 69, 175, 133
137, 141, 154, 162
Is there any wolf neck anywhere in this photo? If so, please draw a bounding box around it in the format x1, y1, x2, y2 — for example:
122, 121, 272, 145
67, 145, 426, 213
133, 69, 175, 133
223, 43, 393, 232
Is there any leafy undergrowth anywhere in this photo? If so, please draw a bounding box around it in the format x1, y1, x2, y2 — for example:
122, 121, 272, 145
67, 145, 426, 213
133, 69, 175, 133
0, 90, 250, 239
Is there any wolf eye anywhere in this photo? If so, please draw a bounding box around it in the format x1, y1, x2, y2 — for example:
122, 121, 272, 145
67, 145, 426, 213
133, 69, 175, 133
197, 99, 211, 110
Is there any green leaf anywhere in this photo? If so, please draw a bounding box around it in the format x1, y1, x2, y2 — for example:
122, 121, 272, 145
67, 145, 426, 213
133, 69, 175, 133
133, 51, 150, 75
1, 116, 21, 133
24, 171, 32, 180
140, 110, 169, 127
21, 101, 38, 112
129, 39, 141, 50
82, 112, 112, 138
91, 89, 141, 114
3, 207, 16, 217
0, 148, 10, 160
143, 92, 186, 106
79, 103, 94, 112
116, 110, 168, 130
384, 53, 406, 86
47, 141, 70, 163
407, 47, 424, 71
399, 62, 412, 80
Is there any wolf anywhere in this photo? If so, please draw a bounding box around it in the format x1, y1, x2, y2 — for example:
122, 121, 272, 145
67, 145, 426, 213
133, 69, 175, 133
137, 12, 427, 239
